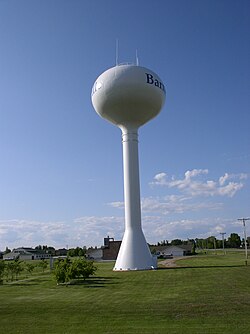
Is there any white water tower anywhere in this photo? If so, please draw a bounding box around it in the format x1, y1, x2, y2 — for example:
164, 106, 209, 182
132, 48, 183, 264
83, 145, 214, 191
91, 64, 166, 270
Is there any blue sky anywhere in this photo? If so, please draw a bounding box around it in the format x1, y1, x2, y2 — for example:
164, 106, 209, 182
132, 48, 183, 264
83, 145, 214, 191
0, 0, 249, 250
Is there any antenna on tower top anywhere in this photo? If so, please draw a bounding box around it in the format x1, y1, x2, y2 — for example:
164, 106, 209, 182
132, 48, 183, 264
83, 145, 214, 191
136, 49, 139, 66
116, 39, 119, 66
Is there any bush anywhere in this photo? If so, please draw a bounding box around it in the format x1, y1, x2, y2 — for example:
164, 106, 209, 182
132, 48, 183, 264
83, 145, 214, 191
25, 263, 35, 276
53, 257, 97, 284
4, 259, 24, 282
38, 259, 48, 273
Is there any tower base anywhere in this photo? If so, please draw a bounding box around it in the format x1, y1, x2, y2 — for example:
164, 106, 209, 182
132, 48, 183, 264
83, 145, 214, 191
113, 228, 157, 271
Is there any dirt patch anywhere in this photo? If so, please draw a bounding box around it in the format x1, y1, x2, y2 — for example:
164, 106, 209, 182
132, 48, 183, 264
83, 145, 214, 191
160, 256, 195, 268
160, 257, 182, 268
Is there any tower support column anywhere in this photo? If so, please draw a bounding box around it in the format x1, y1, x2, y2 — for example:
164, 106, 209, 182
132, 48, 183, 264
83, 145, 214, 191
113, 125, 156, 271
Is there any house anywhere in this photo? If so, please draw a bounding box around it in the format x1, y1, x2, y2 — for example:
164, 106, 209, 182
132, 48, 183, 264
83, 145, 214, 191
154, 244, 193, 258
3, 247, 51, 261
86, 248, 103, 260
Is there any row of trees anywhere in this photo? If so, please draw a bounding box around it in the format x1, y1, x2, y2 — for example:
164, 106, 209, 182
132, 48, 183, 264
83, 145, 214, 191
195, 233, 246, 249
155, 239, 193, 246
67, 247, 87, 257
154, 233, 247, 249
0, 259, 48, 284
0, 257, 97, 286
34, 245, 88, 256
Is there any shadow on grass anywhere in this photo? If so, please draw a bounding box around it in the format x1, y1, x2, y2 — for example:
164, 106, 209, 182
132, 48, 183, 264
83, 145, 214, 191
64, 276, 120, 288
3, 275, 120, 288
5, 282, 40, 286
4, 276, 50, 286
3, 279, 48, 287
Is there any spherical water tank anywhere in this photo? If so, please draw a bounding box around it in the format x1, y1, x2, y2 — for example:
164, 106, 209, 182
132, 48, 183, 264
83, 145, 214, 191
92, 64, 166, 128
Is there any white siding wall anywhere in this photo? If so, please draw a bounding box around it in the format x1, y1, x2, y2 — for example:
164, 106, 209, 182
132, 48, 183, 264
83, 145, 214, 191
162, 246, 184, 257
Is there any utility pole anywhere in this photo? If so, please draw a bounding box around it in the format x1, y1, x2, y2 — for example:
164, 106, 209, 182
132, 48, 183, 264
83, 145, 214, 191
220, 232, 226, 255
238, 218, 250, 266
213, 236, 217, 255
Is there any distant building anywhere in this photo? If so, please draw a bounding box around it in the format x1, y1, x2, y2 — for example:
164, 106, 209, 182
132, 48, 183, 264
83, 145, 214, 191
102, 236, 121, 260
152, 244, 193, 258
55, 248, 68, 256
86, 248, 103, 260
3, 247, 51, 261
85, 237, 122, 261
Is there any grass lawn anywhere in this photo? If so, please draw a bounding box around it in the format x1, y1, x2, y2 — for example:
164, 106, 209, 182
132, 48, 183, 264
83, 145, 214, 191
0, 252, 250, 333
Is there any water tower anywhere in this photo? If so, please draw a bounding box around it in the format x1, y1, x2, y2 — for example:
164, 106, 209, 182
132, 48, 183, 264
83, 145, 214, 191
91, 64, 166, 270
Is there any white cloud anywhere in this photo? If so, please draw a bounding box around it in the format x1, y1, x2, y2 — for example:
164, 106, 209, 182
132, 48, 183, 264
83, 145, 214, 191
150, 169, 246, 197
108, 201, 124, 209
239, 173, 248, 180
141, 217, 244, 244
219, 172, 248, 186
141, 195, 222, 215
0, 217, 124, 250
219, 173, 229, 186
0, 216, 246, 251
153, 172, 168, 184
0, 219, 70, 250
109, 195, 222, 216
0, 171, 247, 250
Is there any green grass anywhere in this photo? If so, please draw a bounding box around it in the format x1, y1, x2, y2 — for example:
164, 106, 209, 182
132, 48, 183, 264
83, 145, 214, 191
1, 252, 250, 333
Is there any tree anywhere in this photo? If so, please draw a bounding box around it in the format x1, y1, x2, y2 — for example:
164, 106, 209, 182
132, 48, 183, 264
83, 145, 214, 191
171, 239, 182, 246
4, 247, 11, 254
195, 238, 204, 249
216, 239, 223, 249
25, 263, 35, 276
0, 260, 5, 284
157, 240, 169, 246
188, 239, 196, 254
53, 258, 71, 284
13, 259, 23, 280
5, 260, 23, 281
4, 262, 12, 281
67, 247, 87, 257
47, 246, 56, 255
205, 236, 216, 249
227, 233, 241, 248
53, 257, 97, 284
67, 248, 75, 257
71, 258, 97, 280
38, 259, 48, 273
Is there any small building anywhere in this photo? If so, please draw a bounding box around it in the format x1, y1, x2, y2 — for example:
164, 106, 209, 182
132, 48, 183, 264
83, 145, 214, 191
3, 247, 51, 261
86, 237, 122, 261
86, 248, 103, 260
3, 251, 20, 261
154, 244, 193, 258
102, 237, 121, 260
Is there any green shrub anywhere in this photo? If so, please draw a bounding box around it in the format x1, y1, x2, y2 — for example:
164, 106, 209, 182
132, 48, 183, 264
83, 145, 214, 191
53, 257, 97, 284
